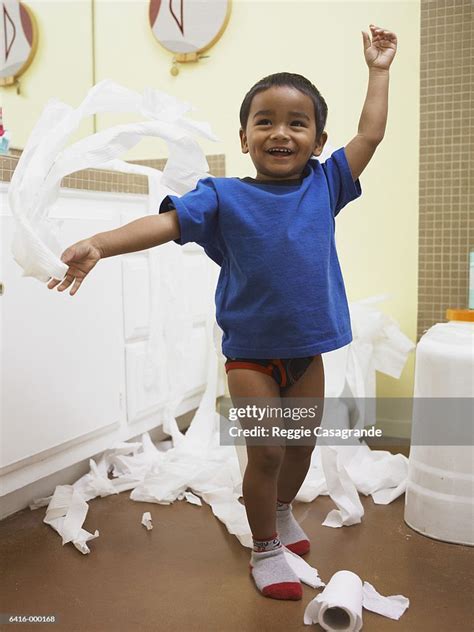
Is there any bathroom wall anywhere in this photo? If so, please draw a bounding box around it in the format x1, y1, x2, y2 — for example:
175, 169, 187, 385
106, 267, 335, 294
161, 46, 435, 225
1, 1, 421, 398
417, 0, 473, 338
0, 0, 95, 144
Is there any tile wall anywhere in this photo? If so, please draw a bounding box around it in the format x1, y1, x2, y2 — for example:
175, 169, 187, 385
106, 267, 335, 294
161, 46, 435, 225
418, 0, 472, 338
0, 153, 226, 193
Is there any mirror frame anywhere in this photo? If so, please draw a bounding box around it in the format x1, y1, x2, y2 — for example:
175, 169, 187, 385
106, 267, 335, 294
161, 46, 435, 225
148, 0, 232, 59
0, 2, 38, 87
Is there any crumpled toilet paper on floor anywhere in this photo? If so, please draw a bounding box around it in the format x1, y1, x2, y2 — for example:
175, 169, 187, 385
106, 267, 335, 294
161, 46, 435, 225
33, 296, 414, 598
43, 485, 99, 554
8, 80, 218, 282
141, 512, 153, 530
303, 570, 409, 630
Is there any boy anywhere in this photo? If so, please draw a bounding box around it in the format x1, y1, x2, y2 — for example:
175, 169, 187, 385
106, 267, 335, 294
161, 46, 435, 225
48, 25, 397, 601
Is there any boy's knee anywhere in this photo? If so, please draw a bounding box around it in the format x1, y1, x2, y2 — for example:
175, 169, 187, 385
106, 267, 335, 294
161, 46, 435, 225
284, 444, 316, 460
247, 446, 285, 475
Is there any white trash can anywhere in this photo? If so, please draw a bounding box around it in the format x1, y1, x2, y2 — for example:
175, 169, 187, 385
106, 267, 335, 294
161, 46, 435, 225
405, 320, 474, 545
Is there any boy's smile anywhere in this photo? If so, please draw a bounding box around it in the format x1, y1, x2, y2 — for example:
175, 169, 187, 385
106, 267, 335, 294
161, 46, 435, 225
240, 86, 327, 182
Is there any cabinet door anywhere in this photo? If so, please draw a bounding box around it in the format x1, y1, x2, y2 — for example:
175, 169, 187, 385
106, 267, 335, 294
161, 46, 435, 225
122, 237, 219, 425
1, 209, 124, 468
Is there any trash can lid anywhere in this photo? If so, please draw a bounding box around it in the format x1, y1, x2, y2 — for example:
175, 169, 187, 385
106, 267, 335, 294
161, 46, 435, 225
446, 308, 474, 322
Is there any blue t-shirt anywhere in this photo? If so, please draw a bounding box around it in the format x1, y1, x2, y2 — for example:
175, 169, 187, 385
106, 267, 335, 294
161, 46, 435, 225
159, 148, 361, 358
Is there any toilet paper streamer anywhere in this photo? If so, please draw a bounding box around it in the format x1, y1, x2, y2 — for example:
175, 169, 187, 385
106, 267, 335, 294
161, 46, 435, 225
8, 80, 218, 282
303, 570, 409, 630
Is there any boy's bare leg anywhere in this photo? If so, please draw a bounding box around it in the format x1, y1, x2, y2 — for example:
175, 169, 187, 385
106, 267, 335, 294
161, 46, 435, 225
274, 355, 324, 555
227, 368, 302, 600
227, 368, 284, 538
277, 354, 325, 501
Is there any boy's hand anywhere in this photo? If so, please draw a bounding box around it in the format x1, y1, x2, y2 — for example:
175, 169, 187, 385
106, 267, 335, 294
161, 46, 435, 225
362, 25, 397, 71
47, 239, 102, 296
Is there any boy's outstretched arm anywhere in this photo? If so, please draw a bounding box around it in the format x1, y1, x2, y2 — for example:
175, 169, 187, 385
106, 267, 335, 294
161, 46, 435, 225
345, 25, 398, 181
47, 210, 180, 296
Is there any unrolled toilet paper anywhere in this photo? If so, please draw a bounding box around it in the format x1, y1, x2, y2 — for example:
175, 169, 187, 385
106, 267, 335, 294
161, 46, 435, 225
8, 80, 218, 282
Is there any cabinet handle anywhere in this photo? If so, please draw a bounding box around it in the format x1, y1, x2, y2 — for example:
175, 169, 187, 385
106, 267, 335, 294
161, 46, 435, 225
0, 282, 3, 296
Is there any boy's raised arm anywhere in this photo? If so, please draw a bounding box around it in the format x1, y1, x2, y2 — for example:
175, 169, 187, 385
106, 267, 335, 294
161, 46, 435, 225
345, 25, 398, 181
48, 210, 181, 296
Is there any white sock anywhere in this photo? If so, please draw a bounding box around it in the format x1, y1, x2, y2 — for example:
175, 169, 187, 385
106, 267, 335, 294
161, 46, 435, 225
276, 501, 310, 555
250, 540, 302, 600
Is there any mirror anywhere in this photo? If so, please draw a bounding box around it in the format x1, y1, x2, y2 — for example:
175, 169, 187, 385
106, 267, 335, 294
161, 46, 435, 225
149, 0, 231, 71
0, 0, 38, 87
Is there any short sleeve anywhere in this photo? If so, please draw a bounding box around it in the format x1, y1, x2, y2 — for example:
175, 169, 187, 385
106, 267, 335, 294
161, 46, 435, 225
158, 177, 218, 247
321, 147, 362, 217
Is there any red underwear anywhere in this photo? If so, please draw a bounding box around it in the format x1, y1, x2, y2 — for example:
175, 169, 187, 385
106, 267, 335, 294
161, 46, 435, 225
224, 356, 314, 388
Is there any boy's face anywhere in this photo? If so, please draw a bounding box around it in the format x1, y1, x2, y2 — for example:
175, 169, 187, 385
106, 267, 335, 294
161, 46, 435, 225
239, 86, 327, 181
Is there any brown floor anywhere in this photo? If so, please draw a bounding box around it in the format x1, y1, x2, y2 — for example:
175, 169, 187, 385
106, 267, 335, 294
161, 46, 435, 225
1, 475, 473, 632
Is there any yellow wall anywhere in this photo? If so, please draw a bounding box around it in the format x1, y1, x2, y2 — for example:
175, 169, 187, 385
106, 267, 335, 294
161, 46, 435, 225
1, 0, 94, 144
2, 1, 420, 399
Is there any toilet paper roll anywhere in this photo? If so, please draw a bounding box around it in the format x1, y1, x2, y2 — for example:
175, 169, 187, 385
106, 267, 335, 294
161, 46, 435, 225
304, 570, 363, 631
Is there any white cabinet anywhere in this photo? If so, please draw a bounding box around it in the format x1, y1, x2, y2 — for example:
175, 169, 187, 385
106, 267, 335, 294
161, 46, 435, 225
0, 184, 221, 509
1, 214, 123, 464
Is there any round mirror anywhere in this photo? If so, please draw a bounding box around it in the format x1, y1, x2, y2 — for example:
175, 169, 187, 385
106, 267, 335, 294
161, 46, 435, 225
0, 1, 38, 86
149, 0, 231, 56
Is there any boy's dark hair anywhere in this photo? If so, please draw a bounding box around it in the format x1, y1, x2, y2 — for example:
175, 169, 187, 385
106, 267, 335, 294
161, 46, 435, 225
239, 72, 328, 141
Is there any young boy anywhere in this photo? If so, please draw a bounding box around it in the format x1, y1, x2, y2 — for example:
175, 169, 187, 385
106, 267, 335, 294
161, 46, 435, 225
48, 25, 397, 601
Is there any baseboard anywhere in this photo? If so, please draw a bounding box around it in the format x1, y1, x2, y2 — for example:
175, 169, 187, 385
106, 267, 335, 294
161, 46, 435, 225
0, 410, 195, 521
